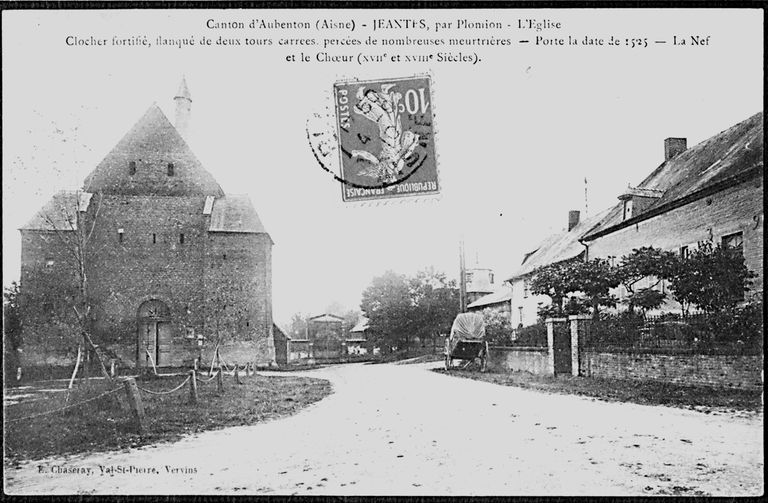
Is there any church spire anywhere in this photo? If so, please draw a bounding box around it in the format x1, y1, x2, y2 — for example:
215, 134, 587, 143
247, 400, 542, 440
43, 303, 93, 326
174, 76, 192, 141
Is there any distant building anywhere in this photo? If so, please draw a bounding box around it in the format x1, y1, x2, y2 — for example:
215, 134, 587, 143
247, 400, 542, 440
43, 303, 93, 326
466, 284, 513, 317
346, 317, 370, 355
465, 267, 496, 305
19, 79, 275, 368
306, 313, 344, 359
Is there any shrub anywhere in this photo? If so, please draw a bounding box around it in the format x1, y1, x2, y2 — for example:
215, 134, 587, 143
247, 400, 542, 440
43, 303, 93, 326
513, 322, 547, 347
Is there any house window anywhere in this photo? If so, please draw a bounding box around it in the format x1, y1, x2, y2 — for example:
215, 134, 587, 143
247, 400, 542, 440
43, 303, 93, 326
679, 245, 689, 259
152, 233, 157, 244
518, 306, 524, 326
722, 232, 743, 253
167, 163, 175, 176
179, 233, 185, 244
128, 161, 136, 175
523, 279, 530, 299
489, 273, 495, 284
465, 272, 474, 284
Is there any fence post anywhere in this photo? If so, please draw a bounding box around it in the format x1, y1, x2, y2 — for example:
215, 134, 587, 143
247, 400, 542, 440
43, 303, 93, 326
123, 377, 147, 434
188, 370, 198, 404
234, 362, 242, 385
216, 365, 224, 394
545, 318, 556, 376
569, 315, 590, 377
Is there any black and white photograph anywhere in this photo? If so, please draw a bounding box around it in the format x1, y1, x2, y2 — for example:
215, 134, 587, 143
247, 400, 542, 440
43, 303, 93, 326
1, 5, 763, 496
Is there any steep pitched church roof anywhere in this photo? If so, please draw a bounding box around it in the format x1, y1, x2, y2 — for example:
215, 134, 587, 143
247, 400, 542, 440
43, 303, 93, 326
20, 190, 81, 231
583, 112, 763, 240
82, 105, 223, 197
208, 194, 270, 237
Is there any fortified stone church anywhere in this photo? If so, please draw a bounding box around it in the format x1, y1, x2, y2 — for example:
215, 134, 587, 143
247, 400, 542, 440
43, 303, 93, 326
19, 79, 276, 368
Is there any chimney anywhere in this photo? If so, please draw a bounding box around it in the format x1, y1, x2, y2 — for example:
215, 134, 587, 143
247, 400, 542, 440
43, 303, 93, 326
664, 137, 687, 161
568, 210, 580, 231
174, 77, 192, 141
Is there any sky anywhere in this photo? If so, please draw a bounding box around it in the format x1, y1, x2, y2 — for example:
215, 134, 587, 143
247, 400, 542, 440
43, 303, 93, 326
2, 8, 763, 326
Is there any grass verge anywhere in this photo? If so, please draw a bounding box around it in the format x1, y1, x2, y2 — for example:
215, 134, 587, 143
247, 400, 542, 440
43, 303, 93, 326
4, 372, 332, 463
434, 369, 763, 412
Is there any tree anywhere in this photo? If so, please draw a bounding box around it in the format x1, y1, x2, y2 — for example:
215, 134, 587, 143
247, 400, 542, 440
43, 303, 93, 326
528, 261, 575, 316
616, 246, 678, 314
669, 242, 756, 314
21, 191, 111, 382
409, 268, 460, 350
3, 282, 23, 381
360, 270, 414, 352
566, 258, 620, 318
482, 308, 512, 345
287, 312, 309, 339
360, 268, 459, 353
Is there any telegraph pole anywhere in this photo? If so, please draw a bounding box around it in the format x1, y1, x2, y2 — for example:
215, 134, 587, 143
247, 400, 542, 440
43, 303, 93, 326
459, 238, 467, 313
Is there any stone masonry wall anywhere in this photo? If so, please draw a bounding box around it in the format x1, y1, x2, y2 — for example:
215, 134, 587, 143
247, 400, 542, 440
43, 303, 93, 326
19, 194, 274, 368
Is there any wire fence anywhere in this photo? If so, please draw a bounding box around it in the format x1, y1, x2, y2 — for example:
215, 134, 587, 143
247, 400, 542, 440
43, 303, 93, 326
583, 310, 763, 354
5, 360, 258, 433
6, 387, 123, 424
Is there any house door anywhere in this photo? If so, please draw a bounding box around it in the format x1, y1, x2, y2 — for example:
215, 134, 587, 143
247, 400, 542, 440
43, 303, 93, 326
137, 300, 171, 367
553, 322, 572, 375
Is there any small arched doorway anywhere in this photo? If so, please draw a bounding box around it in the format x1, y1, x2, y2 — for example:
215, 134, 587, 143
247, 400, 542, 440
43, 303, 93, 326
137, 299, 172, 367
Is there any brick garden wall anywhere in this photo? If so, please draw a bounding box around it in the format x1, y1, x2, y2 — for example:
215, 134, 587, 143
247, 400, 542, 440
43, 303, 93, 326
580, 350, 763, 389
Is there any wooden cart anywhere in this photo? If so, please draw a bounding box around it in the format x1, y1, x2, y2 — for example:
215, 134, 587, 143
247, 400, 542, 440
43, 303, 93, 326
444, 312, 489, 372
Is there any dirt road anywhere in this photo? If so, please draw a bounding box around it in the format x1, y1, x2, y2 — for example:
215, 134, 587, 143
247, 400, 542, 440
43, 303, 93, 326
4, 362, 763, 496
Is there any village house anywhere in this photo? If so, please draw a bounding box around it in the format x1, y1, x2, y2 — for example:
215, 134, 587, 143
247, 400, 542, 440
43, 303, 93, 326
466, 283, 513, 317
506, 208, 611, 330
19, 79, 276, 368
582, 112, 764, 306
505, 111, 763, 327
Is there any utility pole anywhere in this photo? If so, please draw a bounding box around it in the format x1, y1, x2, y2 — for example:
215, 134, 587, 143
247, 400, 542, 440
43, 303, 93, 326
584, 176, 589, 217
459, 238, 467, 313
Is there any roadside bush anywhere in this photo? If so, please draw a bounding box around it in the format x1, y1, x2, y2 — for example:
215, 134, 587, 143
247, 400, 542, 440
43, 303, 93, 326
482, 308, 513, 346
513, 322, 547, 347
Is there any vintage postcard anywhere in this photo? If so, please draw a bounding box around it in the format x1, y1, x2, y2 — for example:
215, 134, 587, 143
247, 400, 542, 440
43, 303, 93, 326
1, 5, 763, 497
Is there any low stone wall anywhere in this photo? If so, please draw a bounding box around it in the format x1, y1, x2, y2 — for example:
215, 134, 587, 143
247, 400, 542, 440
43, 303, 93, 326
488, 346, 549, 375
580, 350, 763, 389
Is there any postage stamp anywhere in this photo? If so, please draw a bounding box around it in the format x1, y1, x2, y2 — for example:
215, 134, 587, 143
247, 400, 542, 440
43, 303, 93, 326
333, 76, 439, 202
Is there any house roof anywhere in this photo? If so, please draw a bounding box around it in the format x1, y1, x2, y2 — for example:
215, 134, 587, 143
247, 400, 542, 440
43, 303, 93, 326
21, 190, 83, 231
584, 112, 763, 240
309, 314, 344, 322
467, 285, 513, 309
350, 317, 369, 333
82, 105, 224, 197
208, 194, 270, 236
507, 207, 613, 281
